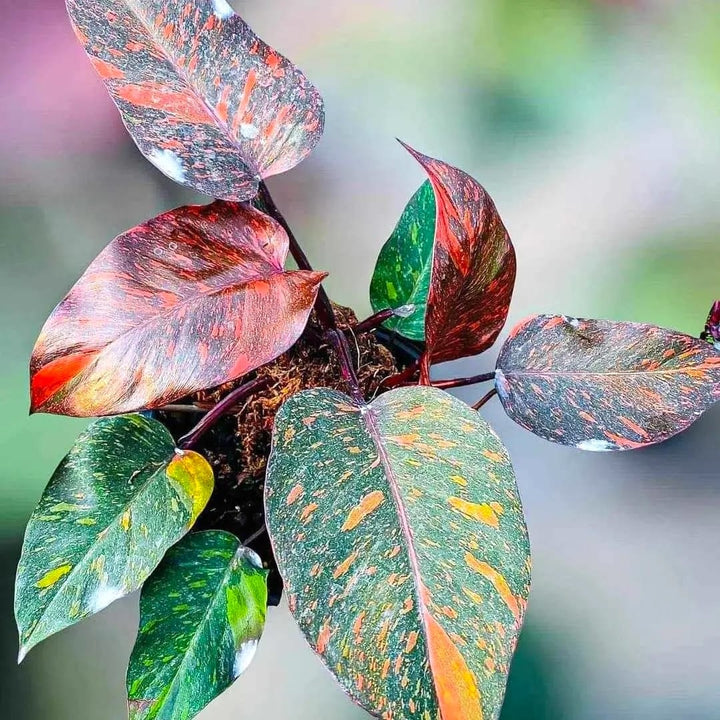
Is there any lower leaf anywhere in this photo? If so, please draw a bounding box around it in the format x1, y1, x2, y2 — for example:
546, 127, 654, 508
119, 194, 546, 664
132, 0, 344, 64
127, 530, 268, 720
265, 386, 531, 720
14, 415, 213, 660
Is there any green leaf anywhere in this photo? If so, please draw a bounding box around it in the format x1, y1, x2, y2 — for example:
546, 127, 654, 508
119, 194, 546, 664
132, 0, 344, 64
127, 530, 268, 720
370, 181, 436, 341
15, 414, 213, 660
266, 386, 531, 720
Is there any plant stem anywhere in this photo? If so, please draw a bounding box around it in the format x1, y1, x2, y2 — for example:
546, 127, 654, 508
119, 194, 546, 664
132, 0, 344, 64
380, 360, 421, 389
326, 329, 365, 404
159, 403, 207, 413
242, 524, 267, 546
431, 372, 496, 390
258, 180, 365, 403
179, 377, 270, 450
354, 308, 396, 334
257, 181, 336, 331
473, 388, 498, 411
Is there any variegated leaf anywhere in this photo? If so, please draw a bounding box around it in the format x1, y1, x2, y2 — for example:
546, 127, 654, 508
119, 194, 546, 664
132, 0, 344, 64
370, 143, 516, 374
266, 386, 531, 720
15, 414, 213, 660
496, 314, 720, 450
127, 531, 268, 720
31, 201, 325, 417
66, 0, 325, 200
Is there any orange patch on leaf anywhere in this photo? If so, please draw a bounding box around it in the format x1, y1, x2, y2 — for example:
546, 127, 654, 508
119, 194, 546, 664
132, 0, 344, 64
31, 351, 96, 411
448, 497, 500, 528
341, 490, 385, 531
286, 484, 304, 506
465, 552, 522, 622
424, 612, 484, 720
333, 550, 358, 580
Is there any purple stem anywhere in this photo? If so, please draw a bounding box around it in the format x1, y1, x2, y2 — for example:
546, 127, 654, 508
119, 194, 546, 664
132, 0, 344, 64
179, 377, 270, 450
473, 388, 498, 411
431, 372, 496, 390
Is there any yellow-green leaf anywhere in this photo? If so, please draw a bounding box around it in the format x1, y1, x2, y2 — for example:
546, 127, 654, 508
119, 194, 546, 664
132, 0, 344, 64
15, 414, 213, 660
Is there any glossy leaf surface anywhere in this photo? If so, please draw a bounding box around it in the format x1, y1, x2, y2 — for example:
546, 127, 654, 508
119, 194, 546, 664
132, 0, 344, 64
370, 181, 435, 341
266, 386, 531, 720
31, 201, 325, 417
496, 314, 720, 450
66, 0, 325, 200
127, 531, 268, 720
15, 415, 213, 659
370, 144, 516, 368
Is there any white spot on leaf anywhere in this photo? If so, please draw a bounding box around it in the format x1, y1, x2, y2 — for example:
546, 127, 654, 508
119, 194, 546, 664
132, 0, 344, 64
89, 584, 125, 613
576, 439, 618, 452
233, 638, 259, 678
149, 149, 186, 183
494, 369, 509, 400
212, 0, 235, 20
240, 123, 260, 140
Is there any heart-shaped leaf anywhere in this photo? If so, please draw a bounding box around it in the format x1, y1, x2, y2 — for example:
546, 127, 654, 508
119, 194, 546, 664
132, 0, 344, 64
266, 386, 531, 720
31, 201, 326, 417
496, 314, 720, 450
66, 0, 325, 200
15, 414, 213, 660
127, 530, 268, 720
370, 143, 516, 372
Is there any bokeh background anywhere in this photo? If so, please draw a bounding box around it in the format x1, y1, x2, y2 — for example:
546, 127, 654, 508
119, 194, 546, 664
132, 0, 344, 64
1, 0, 719, 717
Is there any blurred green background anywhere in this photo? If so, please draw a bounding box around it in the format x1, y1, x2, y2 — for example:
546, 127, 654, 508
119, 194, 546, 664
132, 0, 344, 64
1, 0, 719, 717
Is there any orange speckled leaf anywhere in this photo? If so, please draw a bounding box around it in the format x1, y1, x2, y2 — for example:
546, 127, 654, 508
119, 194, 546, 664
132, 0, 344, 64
371, 143, 516, 376
31, 201, 325, 417
66, 0, 325, 200
496, 314, 720, 450
265, 386, 531, 719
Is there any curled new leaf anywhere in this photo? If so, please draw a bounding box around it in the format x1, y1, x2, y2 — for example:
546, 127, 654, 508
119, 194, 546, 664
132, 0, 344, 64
496, 315, 720, 451
701, 300, 720, 349
31, 201, 326, 417
127, 531, 268, 720
370, 143, 516, 370
266, 386, 531, 720
15, 415, 213, 660
66, 0, 325, 200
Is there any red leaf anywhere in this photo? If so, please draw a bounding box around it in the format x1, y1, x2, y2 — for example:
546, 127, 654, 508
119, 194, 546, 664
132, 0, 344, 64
66, 0, 325, 200
31, 202, 326, 417
496, 315, 720, 450
401, 143, 516, 373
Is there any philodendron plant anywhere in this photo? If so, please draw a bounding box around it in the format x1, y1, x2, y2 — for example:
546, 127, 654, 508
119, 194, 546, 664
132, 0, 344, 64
15, 1, 720, 719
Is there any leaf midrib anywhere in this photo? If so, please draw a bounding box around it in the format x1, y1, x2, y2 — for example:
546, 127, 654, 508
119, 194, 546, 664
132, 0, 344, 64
361, 405, 439, 709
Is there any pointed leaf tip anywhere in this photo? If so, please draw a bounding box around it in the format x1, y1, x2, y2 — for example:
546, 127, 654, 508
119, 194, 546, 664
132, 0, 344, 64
371, 147, 516, 362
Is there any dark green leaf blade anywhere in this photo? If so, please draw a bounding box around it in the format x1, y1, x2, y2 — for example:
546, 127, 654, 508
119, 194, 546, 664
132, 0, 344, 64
496, 314, 720, 450
15, 415, 214, 659
370, 181, 436, 341
266, 386, 531, 720
127, 530, 268, 720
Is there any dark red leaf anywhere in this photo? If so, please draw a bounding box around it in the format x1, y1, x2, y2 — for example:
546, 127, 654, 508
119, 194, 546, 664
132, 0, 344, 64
402, 144, 516, 375
66, 0, 325, 200
31, 201, 326, 417
701, 300, 720, 347
496, 314, 720, 450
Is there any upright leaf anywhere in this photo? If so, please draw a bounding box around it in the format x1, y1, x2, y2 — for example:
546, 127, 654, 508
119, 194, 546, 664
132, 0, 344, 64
127, 531, 268, 720
266, 386, 531, 720
15, 415, 213, 659
66, 0, 325, 200
370, 143, 516, 369
496, 314, 720, 450
31, 201, 326, 416
701, 300, 720, 349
